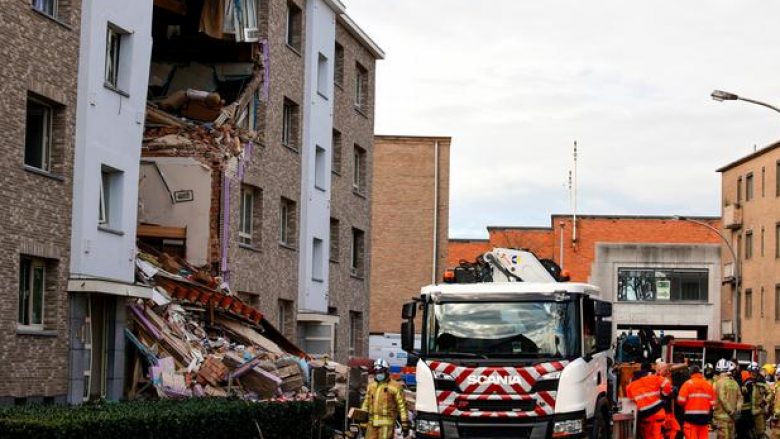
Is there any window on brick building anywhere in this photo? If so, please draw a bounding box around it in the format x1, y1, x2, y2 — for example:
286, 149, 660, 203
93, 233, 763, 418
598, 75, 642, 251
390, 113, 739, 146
279, 197, 297, 247
329, 217, 339, 262
334, 42, 344, 86
282, 98, 299, 150
761, 226, 765, 257
332, 129, 342, 174
286, 1, 302, 52
617, 268, 708, 302
745, 289, 753, 319
312, 238, 324, 282
761, 286, 765, 318
746, 172, 754, 201
315, 145, 326, 190
105, 24, 130, 93
745, 230, 753, 259
737, 176, 742, 204
349, 311, 363, 356
239, 185, 262, 247
776, 223, 780, 259
776, 284, 780, 321
278, 299, 294, 339
353, 144, 366, 194
762, 167, 766, 197
31, 0, 57, 18
18, 257, 46, 329
317, 53, 329, 98
24, 96, 53, 172
354, 62, 368, 110
99, 165, 124, 231
776, 160, 780, 197
350, 227, 365, 276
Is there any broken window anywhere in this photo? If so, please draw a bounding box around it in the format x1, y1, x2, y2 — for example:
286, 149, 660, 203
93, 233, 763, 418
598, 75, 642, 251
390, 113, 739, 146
282, 98, 299, 150
18, 257, 45, 329
312, 238, 324, 282
329, 217, 339, 262
24, 97, 52, 171
334, 42, 344, 86
280, 197, 297, 247
99, 166, 123, 230
353, 144, 366, 194
332, 129, 342, 174
286, 2, 302, 51
350, 227, 365, 276
354, 62, 368, 110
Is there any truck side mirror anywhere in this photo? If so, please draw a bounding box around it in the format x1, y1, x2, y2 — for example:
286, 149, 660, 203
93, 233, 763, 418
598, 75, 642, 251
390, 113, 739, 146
401, 321, 415, 353
594, 301, 612, 318
401, 302, 417, 320
596, 320, 612, 352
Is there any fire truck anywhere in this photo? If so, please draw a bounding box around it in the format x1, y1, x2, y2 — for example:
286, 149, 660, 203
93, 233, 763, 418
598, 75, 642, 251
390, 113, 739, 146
400, 249, 614, 439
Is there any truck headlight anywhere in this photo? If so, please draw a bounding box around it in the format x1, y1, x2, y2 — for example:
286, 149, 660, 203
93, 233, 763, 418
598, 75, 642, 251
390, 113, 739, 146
553, 419, 583, 437
416, 419, 442, 437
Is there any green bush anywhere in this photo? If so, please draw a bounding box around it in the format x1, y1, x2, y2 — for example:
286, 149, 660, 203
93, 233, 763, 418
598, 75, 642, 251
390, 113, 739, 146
0, 398, 313, 439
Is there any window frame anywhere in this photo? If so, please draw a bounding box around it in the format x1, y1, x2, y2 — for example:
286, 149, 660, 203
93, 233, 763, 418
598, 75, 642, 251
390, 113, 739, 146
24, 96, 53, 172
332, 129, 342, 175
314, 145, 326, 191
317, 53, 329, 99
18, 257, 46, 330
279, 197, 296, 247
354, 62, 368, 110
329, 217, 340, 263
776, 284, 780, 321
334, 42, 344, 87
350, 227, 365, 276
746, 172, 754, 202
616, 267, 709, 303
282, 98, 298, 150
285, 1, 302, 52
745, 288, 753, 319
31, 0, 58, 18
745, 230, 753, 260
737, 176, 743, 204
239, 186, 255, 246
105, 25, 123, 90
353, 144, 366, 194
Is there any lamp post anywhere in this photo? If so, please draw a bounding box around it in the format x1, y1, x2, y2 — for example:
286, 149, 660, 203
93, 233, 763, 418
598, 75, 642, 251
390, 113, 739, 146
674, 216, 740, 342
710, 90, 780, 115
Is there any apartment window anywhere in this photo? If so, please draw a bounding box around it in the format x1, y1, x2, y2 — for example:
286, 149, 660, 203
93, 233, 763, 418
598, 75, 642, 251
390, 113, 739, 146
761, 226, 765, 257
31, 0, 57, 17
278, 299, 294, 339
279, 197, 297, 247
349, 311, 363, 356
286, 1, 302, 52
282, 98, 299, 150
745, 289, 753, 319
737, 176, 743, 204
617, 268, 708, 302
238, 291, 260, 309
332, 129, 342, 174
105, 25, 124, 91
350, 227, 365, 276
317, 53, 329, 98
314, 145, 326, 190
354, 62, 368, 110
312, 238, 324, 282
99, 166, 123, 230
762, 167, 766, 197
334, 42, 344, 86
239, 185, 262, 247
776, 160, 780, 197
775, 346, 780, 363
18, 257, 45, 329
329, 218, 340, 262
353, 144, 366, 194
761, 287, 765, 318
745, 230, 753, 260
776, 285, 780, 321
746, 172, 754, 201
25, 97, 53, 171
776, 223, 780, 258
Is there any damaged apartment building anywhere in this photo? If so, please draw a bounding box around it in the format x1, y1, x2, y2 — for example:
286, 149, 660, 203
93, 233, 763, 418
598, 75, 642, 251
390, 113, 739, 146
137, 0, 384, 364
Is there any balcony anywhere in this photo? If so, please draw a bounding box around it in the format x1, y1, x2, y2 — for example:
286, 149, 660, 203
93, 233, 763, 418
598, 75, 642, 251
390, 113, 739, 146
723, 262, 736, 282
723, 204, 742, 229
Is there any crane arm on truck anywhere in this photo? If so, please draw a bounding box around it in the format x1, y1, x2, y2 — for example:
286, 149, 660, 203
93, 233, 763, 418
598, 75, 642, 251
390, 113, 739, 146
448, 248, 569, 284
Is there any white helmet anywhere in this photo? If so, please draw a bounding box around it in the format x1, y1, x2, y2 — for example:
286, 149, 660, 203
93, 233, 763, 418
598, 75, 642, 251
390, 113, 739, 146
715, 359, 730, 373
728, 361, 738, 373
748, 362, 760, 373
373, 358, 389, 372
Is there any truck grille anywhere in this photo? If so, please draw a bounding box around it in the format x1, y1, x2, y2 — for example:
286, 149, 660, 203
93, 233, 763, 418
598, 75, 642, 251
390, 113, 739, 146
464, 399, 537, 412
458, 426, 533, 438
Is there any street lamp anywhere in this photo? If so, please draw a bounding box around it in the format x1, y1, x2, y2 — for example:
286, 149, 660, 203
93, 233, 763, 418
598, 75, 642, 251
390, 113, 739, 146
674, 216, 740, 342
710, 89, 780, 115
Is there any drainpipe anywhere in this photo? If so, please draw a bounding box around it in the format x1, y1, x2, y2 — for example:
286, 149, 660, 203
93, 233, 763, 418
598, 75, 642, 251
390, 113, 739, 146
432, 140, 439, 284
559, 221, 565, 269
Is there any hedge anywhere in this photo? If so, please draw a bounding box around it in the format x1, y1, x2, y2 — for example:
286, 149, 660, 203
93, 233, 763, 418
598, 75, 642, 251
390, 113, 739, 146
0, 398, 313, 439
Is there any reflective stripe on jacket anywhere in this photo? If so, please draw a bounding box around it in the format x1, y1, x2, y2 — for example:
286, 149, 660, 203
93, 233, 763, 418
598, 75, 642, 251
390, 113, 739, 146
627, 374, 670, 419
677, 372, 715, 425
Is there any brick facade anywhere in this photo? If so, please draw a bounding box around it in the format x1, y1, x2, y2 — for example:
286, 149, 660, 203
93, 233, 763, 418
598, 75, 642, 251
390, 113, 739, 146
369, 136, 451, 335
718, 142, 780, 360
0, 2, 80, 401
328, 21, 379, 361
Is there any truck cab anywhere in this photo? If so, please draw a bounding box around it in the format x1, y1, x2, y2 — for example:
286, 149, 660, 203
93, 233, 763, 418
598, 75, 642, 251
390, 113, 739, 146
401, 282, 614, 439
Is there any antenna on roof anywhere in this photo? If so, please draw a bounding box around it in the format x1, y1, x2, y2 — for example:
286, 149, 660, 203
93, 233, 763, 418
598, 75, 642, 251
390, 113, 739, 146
572, 141, 578, 249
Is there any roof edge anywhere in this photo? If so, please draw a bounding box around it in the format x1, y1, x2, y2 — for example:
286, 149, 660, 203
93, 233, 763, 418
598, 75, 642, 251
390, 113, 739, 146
337, 13, 385, 59
323, 0, 346, 14
716, 140, 780, 172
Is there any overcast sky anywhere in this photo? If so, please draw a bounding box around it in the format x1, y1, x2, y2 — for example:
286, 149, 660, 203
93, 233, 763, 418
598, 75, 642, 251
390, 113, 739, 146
346, 1, 780, 238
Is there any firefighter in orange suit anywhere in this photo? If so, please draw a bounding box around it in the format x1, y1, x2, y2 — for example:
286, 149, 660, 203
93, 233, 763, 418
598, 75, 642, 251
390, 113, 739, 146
627, 362, 673, 439
361, 358, 410, 439
677, 365, 716, 439
657, 363, 681, 439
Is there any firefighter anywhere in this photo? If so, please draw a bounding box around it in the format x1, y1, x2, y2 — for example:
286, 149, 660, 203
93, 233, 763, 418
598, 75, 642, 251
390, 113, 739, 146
748, 362, 770, 437
677, 365, 715, 439
627, 362, 672, 439
737, 362, 758, 439
713, 359, 743, 439
657, 363, 681, 439
770, 366, 780, 439
704, 363, 715, 386
361, 358, 410, 439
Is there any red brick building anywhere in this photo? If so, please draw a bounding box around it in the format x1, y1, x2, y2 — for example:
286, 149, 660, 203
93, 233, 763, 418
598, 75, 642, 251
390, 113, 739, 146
450, 215, 724, 339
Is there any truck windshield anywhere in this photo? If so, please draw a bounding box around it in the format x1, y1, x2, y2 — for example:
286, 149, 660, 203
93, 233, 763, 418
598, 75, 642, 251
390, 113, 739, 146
426, 301, 580, 359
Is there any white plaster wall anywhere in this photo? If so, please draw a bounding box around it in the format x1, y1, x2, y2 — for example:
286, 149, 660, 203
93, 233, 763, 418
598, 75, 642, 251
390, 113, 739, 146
589, 243, 722, 339
298, 0, 337, 313
138, 159, 213, 266
70, 0, 153, 282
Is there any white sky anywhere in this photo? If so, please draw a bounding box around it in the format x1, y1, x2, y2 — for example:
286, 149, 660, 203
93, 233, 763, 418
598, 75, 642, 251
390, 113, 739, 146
346, 1, 780, 238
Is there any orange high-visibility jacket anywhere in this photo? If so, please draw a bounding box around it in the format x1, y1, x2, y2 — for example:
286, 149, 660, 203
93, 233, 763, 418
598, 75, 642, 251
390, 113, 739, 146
677, 372, 716, 425
627, 374, 672, 418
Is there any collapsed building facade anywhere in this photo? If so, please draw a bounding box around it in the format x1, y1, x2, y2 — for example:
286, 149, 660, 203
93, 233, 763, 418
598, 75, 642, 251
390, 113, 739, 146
137, 0, 384, 367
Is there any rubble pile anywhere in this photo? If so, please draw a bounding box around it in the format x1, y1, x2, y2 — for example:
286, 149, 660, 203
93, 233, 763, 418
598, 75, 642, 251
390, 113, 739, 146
127, 250, 310, 402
